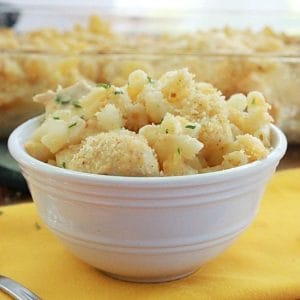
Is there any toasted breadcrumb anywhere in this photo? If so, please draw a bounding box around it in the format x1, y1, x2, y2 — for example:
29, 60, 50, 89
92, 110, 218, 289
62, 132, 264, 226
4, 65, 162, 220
68, 130, 159, 177
26, 68, 273, 176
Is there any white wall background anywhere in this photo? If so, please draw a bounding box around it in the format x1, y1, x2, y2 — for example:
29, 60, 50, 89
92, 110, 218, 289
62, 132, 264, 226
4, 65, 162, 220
6, 0, 300, 11
4, 0, 300, 33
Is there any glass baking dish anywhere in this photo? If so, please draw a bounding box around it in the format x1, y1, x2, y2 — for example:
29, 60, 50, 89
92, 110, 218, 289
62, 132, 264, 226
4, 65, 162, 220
1, 4, 300, 142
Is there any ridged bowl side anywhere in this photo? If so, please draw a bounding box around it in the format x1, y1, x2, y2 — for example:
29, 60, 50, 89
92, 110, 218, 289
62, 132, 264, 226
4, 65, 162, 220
8, 116, 287, 282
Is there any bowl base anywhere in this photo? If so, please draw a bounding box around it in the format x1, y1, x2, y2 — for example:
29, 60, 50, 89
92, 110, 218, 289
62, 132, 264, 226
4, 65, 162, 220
101, 269, 198, 283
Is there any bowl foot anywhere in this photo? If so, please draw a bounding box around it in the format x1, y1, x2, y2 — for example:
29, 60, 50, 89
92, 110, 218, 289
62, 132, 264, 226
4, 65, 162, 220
101, 269, 198, 283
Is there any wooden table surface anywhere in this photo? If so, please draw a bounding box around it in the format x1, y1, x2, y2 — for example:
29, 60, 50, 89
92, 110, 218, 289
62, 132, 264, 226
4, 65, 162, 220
0, 145, 299, 206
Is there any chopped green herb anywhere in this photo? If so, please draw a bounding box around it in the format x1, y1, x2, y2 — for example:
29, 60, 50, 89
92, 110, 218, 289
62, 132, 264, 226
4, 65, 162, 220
114, 89, 124, 95
34, 222, 41, 230
61, 99, 70, 105
147, 76, 154, 83
73, 101, 82, 108
80, 115, 85, 120
177, 148, 181, 155
55, 95, 62, 103
55, 95, 70, 105
165, 129, 169, 134
0, 211, 3, 216
62, 162, 66, 168
68, 122, 77, 128
185, 124, 196, 129
251, 98, 256, 105
53, 116, 60, 120
244, 106, 248, 113
96, 83, 111, 89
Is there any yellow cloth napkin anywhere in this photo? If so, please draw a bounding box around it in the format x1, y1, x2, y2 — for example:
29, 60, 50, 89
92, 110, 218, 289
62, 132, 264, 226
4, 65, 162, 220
1, 169, 300, 300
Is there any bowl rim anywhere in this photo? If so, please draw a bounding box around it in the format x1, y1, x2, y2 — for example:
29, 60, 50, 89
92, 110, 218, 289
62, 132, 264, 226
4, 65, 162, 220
8, 115, 287, 186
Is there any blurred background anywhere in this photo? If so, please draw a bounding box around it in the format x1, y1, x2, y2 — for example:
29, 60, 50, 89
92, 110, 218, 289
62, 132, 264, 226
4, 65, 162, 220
4, 0, 300, 33
1, 0, 300, 205
6, 0, 300, 10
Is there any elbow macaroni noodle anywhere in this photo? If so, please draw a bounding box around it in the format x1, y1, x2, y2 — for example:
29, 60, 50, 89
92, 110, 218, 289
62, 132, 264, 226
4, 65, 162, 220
25, 68, 272, 176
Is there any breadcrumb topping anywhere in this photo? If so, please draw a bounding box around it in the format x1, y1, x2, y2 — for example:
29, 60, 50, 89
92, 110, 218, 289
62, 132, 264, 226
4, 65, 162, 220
25, 68, 273, 176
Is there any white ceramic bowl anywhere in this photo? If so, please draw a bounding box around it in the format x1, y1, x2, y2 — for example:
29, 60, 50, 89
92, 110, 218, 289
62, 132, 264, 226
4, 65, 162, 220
8, 116, 287, 283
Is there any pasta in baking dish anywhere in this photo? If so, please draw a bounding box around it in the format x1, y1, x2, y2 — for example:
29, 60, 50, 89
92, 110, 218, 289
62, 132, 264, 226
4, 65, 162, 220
1, 15, 299, 141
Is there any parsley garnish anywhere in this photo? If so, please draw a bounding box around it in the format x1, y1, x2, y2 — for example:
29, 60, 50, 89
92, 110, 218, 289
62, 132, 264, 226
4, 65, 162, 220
73, 101, 82, 108
80, 115, 85, 120
177, 148, 181, 155
244, 106, 248, 113
61, 99, 70, 105
114, 89, 124, 95
165, 129, 169, 134
55, 95, 70, 105
62, 162, 66, 168
53, 116, 60, 120
96, 83, 111, 89
68, 122, 77, 128
252, 98, 256, 105
147, 76, 154, 83
185, 125, 196, 129
55, 95, 62, 103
